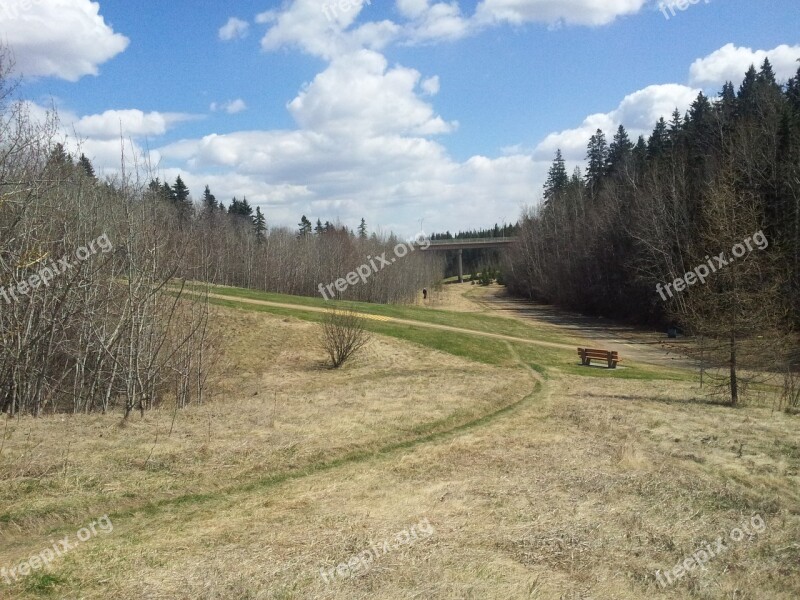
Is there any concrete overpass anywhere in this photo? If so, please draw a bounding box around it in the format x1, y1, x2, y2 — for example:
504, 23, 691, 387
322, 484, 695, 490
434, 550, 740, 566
414, 237, 517, 283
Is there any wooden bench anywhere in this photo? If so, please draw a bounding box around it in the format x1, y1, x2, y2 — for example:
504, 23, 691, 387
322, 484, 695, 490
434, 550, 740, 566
578, 348, 621, 369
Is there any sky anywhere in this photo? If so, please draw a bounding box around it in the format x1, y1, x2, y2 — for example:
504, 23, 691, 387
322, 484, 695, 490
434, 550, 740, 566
1, 0, 798, 237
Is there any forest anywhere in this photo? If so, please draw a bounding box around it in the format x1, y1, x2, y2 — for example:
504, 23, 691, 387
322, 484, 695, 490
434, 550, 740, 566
503, 60, 800, 402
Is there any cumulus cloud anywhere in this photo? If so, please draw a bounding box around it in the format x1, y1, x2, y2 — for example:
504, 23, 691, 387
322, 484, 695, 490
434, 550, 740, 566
257, 0, 387, 60
72, 109, 199, 140
219, 17, 250, 41
287, 50, 455, 137
0, 0, 128, 81
210, 99, 248, 114
689, 43, 800, 86
402, 1, 472, 43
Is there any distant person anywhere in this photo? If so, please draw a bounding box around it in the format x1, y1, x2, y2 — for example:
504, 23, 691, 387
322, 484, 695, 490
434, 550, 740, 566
422, 288, 428, 300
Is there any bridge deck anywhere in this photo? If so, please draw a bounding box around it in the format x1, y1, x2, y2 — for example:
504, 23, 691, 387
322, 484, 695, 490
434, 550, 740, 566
415, 238, 516, 251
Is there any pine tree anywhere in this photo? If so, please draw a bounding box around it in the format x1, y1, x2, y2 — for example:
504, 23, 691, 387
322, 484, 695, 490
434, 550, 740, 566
171, 176, 192, 218
647, 118, 669, 159
240, 197, 252, 218
202, 185, 217, 213
298, 215, 312, 237
78, 154, 96, 179
162, 181, 174, 202
315, 218, 324, 235
607, 125, 633, 177
253, 206, 266, 241
358, 218, 368, 239
585, 129, 608, 191
737, 65, 759, 118
544, 149, 569, 205
667, 108, 683, 153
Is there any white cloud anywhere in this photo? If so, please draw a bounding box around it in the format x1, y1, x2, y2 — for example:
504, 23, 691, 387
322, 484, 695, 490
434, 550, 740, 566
421, 75, 440, 95
0, 0, 128, 81
257, 0, 379, 60
219, 17, 250, 41
71, 109, 199, 140
254, 0, 648, 61
210, 99, 248, 114
473, 0, 647, 28
689, 43, 800, 87
402, 1, 472, 43
287, 50, 455, 137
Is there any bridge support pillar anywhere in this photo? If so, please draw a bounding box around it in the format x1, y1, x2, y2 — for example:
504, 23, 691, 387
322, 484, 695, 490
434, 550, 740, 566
458, 249, 463, 283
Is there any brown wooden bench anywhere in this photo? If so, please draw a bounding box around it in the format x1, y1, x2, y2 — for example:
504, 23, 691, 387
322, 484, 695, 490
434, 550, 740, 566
578, 348, 621, 369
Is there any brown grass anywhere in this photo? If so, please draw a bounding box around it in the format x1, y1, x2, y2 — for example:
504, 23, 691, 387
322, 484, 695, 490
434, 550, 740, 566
0, 297, 798, 599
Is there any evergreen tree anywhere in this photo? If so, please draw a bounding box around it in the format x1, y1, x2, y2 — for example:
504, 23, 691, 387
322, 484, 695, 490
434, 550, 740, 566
202, 185, 217, 213
78, 154, 96, 179
647, 117, 669, 159
240, 197, 252, 218
298, 215, 312, 237
173, 176, 189, 202
585, 129, 608, 191
632, 135, 648, 174
358, 218, 368, 239
253, 206, 267, 241
171, 176, 192, 219
607, 126, 633, 177
544, 149, 569, 205
737, 65, 759, 118
162, 181, 174, 202
715, 82, 738, 138
315, 218, 324, 235
667, 108, 683, 153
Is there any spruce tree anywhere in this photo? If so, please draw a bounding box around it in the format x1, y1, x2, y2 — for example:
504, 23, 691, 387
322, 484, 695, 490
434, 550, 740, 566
358, 218, 368, 239
202, 185, 217, 213
585, 129, 608, 192
298, 215, 312, 237
78, 154, 96, 179
544, 149, 569, 205
647, 118, 669, 159
253, 206, 266, 241
607, 126, 633, 177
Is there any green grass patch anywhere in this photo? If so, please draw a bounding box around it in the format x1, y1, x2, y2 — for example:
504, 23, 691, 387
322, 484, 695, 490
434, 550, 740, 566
199, 284, 578, 346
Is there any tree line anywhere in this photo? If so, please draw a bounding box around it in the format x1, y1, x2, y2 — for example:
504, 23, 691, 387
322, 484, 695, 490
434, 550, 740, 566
0, 48, 443, 417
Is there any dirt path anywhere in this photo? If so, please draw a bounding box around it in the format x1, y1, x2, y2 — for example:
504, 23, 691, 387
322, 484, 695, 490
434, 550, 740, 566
204, 291, 578, 352
204, 287, 696, 370
466, 285, 698, 370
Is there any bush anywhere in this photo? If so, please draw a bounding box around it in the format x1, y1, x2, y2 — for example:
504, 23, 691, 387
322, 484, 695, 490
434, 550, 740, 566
321, 307, 371, 369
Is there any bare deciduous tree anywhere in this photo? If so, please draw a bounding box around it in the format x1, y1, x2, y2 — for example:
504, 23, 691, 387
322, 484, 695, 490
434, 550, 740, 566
321, 307, 371, 369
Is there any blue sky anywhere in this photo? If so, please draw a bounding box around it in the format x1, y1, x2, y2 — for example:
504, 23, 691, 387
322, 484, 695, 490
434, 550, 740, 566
3, 0, 799, 236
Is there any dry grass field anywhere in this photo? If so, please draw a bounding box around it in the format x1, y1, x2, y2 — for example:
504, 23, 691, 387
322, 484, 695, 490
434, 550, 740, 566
0, 285, 797, 599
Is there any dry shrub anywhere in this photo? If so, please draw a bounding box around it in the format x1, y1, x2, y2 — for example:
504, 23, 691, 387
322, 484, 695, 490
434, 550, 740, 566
321, 307, 371, 368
